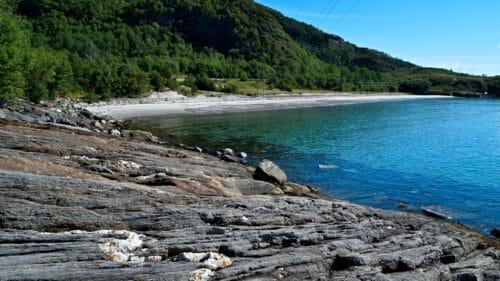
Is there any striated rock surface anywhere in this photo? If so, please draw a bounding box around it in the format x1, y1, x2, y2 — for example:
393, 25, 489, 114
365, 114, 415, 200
0, 103, 498, 281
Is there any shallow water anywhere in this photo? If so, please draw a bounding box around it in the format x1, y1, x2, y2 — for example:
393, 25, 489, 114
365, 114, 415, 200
133, 98, 500, 234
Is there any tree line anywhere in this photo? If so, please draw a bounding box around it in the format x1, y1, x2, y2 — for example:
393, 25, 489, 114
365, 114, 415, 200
1, 0, 498, 103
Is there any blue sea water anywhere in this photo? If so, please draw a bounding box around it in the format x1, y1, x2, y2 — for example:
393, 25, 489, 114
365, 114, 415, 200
134, 98, 500, 234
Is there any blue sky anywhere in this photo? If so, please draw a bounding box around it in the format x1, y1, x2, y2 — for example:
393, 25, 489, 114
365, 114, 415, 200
256, 0, 500, 76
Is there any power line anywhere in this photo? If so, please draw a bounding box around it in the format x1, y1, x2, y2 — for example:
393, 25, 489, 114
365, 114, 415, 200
295, 0, 306, 18
354, 78, 429, 85
313, 0, 335, 25
317, 0, 341, 27
328, 0, 360, 30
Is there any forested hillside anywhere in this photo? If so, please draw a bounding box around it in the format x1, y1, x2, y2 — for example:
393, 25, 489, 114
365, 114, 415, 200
0, 0, 498, 102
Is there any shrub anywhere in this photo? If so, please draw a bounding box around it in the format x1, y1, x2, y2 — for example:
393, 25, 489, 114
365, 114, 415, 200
276, 81, 293, 92
149, 71, 165, 91
166, 79, 180, 90
399, 79, 431, 94
195, 76, 216, 91
115, 64, 150, 97
487, 76, 500, 96
220, 82, 239, 93
239, 72, 249, 82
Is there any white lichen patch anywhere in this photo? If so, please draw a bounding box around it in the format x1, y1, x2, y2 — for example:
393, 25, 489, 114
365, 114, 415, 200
129, 255, 163, 263
173, 252, 232, 270
135, 173, 168, 184
174, 253, 232, 281
99, 231, 145, 262
116, 160, 142, 170
70, 155, 100, 164
189, 268, 214, 281
40, 230, 160, 263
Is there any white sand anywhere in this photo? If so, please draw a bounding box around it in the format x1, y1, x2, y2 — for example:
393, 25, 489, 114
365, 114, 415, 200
85, 91, 452, 119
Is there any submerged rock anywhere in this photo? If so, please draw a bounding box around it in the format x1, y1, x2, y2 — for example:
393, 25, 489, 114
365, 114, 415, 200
318, 164, 339, 169
421, 207, 452, 220
397, 202, 409, 209
254, 159, 287, 185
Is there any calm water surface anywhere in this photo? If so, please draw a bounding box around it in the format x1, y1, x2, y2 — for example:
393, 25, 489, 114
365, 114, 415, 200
133, 98, 499, 234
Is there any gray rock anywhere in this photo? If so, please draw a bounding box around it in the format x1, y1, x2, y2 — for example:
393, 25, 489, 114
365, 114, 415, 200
81, 109, 94, 118
134, 173, 170, 185
110, 129, 121, 137
238, 152, 248, 158
149, 135, 161, 144
3, 110, 36, 123
223, 148, 234, 156
254, 159, 287, 185
491, 228, 500, 238
86, 164, 114, 175
222, 154, 242, 163
122, 129, 160, 143
92, 120, 103, 130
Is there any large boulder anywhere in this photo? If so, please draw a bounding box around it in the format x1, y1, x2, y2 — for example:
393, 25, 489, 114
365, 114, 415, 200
254, 160, 287, 185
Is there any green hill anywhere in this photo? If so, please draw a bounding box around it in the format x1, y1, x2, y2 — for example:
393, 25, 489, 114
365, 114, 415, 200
0, 0, 498, 102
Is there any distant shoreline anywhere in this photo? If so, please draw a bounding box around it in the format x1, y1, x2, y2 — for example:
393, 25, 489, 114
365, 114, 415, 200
85, 91, 453, 119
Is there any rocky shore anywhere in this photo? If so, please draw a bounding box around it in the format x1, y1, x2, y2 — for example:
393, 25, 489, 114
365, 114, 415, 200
0, 102, 498, 281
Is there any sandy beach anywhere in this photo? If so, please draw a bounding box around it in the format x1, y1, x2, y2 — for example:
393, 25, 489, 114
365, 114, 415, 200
85, 91, 452, 119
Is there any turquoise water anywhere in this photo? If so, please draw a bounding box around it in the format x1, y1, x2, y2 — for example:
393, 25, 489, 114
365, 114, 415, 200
134, 98, 500, 234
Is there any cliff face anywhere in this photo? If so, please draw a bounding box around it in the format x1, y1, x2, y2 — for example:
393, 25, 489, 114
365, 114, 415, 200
0, 104, 498, 281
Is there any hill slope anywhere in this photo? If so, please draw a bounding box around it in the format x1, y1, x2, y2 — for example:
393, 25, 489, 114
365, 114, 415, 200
0, 0, 498, 102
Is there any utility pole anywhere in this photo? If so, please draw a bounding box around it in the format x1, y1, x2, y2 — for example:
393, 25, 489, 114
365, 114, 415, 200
256, 68, 261, 95
257, 73, 259, 95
